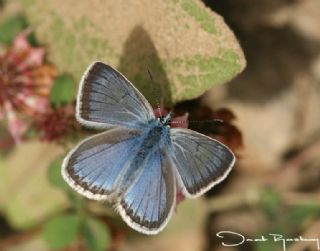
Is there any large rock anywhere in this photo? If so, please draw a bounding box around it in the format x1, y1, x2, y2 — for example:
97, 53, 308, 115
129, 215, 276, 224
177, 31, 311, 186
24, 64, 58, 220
21, 0, 245, 104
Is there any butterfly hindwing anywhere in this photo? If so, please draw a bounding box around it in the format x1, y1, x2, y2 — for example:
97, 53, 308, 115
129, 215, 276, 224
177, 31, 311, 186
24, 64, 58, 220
62, 127, 143, 200
77, 61, 155, 129
118, 147, 176, 234
169, 128, 235, 197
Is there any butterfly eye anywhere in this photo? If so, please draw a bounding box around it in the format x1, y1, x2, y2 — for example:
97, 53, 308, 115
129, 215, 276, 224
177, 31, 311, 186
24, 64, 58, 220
159, 116, 170, 126
159, 116, 165, 122
159, 112, 173, 125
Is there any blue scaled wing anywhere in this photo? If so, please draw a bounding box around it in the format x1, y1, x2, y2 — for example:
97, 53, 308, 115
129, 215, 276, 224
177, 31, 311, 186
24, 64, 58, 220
169, 128, 235, 197
117, 148, 176, 235
77, 61, 155, 129
62, 127, 143, 201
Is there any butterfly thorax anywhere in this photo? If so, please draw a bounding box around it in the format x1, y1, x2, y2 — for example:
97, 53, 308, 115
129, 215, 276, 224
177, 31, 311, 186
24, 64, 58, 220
125, 119, 170, 167
136, 119, 170, 157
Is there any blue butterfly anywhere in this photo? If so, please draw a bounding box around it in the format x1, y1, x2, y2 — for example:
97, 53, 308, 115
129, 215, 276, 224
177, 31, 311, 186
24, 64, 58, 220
61, 62, 235, 235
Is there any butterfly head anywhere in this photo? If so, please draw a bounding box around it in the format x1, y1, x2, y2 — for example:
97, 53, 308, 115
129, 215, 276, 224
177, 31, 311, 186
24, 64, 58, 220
159, 111, 173, 126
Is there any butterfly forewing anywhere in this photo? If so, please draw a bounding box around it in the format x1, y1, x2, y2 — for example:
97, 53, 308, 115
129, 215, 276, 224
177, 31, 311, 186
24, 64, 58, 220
62, 127, 143, 200
169, 128, 235, 197
77, 61, 155, 129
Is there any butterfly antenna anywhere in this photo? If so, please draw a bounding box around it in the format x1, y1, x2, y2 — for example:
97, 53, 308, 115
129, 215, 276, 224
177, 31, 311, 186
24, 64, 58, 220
147, 67, 162, 117
170, 118, 224, 125
188, 118, 224, 124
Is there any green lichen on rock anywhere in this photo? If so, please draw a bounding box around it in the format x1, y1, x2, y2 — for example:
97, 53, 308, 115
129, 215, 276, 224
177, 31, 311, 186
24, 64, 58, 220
168, 50, 242, 100
174, 0, 217, 34
20, 0, 246, 104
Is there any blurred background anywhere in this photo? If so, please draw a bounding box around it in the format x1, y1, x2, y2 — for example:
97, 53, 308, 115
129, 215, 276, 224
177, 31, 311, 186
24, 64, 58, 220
0, 0, 320, 251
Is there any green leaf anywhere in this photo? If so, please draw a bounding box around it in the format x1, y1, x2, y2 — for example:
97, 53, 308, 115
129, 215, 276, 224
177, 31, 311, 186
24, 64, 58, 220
260, 189, 281, 219
83, 217, 111, 251
50, 74, 76, 106
255, 241, 280, 251
47, 156, 70, 191
42, 213, 80, 249
287, 203, 320, 226
47, 156, 86, 208
67, 191, 86, 209
0, 15, 28, 44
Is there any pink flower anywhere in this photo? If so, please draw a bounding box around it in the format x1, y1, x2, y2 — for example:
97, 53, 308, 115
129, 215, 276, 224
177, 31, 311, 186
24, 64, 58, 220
4, 102, 28, 144
34, 104, 77, 142
0, 30, 56, 143
174, 101, 244, 154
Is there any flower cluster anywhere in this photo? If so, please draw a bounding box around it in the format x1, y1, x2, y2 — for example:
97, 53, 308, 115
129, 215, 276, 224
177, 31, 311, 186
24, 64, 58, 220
34, 104, 77, 142
0, 30, 56, 143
